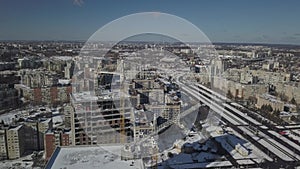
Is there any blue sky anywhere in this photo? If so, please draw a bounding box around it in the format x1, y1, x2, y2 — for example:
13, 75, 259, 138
0, 0, 300, 44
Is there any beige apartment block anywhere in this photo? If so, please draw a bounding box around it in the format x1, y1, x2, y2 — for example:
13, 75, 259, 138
6, 125, 24, 159
256, 93, 284, 112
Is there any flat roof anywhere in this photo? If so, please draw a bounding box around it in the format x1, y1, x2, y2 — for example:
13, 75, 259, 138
72, 92, 98, 102
46, 145, 144, 169
53, 56, 73, 61
10, 125, 22, 131
260, 93, 283, 103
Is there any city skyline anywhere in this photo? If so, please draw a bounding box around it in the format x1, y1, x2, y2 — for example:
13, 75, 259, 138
1, 1, 300, 168
1, 0, 300, 45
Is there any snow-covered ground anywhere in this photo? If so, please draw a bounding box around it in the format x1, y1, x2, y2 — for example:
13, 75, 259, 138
0, 110, 23, 124
228, 127, 273, 162
0, 154, 37, 169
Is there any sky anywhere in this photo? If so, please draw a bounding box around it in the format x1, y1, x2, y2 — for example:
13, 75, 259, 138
0, 0, 300, 44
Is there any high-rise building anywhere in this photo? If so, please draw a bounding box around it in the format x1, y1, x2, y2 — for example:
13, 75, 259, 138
71, 57, 182, 147
64, 104, 74, 129
6, 125, 24, 159
5, 125, 37, 159
71, 91, 134, 145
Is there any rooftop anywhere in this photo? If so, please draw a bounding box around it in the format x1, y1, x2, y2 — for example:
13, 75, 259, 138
53, 56, 73, 61
260, 93, 283, 103
10, 125, 23, 131
58, 79, 71, 85
45, 145, 144, 169
72, 92, 98, 102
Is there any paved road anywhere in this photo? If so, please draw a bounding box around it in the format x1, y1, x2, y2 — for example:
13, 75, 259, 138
174, 73, 300, 168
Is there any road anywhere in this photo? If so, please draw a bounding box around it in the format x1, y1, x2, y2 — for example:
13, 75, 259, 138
173, 73, 300, 167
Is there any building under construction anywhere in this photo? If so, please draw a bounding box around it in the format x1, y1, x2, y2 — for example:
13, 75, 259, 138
71, 58, 182, 146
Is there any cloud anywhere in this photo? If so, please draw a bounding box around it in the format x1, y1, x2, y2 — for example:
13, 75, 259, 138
73, 0, 84, 6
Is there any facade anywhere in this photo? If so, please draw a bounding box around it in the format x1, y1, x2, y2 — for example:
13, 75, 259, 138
71, 66, 182, 146
20, 69, 58, 88
18, 67, 73, 106
214, 77, 267, 101
6, 126, 24, 159
44, 129, 71, 160
5, 125, 37, 159
63, 104, 74, 129
212, 67, 295, 106
256, 93, 284, 112
0, 72, 21, 111
256, 93, 298, 114
71, 91, 134, 145
276, 82, 300, 104
0, 84, 20, 111
0, 130, 7, 160
1, 121, 51, 160
19, 85, 72, 105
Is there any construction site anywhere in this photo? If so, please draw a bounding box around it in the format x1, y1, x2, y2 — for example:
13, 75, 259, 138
70, 53, 183, 164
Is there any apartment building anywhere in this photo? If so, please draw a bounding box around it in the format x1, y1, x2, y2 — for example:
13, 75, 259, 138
44, 129, 71, 160
0, 130, 7, 160
6, 125, 24, 159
